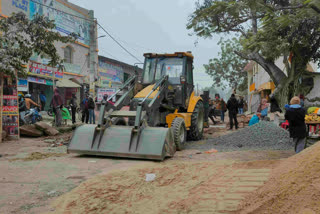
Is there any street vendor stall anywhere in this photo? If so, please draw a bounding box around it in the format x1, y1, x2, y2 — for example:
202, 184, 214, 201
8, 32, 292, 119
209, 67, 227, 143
305, 109, 320, 147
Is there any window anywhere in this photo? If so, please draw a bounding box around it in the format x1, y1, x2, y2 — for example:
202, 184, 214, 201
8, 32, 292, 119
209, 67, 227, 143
186, 61, 193, 84
64, 46, 72, 63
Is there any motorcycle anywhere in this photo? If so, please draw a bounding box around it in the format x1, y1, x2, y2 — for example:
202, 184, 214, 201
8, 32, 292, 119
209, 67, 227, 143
24, 107, 42, 124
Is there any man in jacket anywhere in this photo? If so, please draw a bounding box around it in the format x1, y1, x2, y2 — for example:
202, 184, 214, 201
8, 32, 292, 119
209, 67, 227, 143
220, 98, 227, 123
50, 88, 63, 127
39, 91, 46, 111
285, 96, 306, 153
70, 93, 77, 124
81, 94, 89, 124
227, 94, 239, 130
238, 97, 245, 114
88, 96, 95, 124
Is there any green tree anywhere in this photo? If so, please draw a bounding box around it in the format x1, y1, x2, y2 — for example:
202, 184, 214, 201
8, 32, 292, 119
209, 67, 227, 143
0, 12, 77, 76
187, 0, 320, 106
204, 37, 247, 90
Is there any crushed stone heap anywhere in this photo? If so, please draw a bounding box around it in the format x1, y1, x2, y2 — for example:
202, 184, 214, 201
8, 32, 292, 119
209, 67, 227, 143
186, 121, 293, 151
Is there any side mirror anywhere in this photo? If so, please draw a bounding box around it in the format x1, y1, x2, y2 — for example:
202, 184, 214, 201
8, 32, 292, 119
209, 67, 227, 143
180, 75, 186, 84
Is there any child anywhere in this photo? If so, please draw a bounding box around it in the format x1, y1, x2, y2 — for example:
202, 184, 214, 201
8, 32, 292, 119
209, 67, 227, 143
285, 96, 306, 153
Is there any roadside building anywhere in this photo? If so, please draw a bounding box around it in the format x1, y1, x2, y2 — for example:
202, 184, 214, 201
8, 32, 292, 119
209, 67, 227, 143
245, 58, 319, 113
96, 55, 143, 103
0, 0, 98, 110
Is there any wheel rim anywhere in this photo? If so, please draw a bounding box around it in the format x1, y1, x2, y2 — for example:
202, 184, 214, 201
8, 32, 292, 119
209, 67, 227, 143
197, 108, 204, 132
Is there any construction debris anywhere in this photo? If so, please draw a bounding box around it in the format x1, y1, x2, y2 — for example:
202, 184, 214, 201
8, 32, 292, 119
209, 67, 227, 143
35, 122, 59, 136
9, 152, 66, 161
186, 121, 292, 151
19, 125, 44, 137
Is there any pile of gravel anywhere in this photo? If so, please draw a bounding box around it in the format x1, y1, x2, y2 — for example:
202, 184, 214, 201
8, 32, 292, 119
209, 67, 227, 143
186, 121, 293, 152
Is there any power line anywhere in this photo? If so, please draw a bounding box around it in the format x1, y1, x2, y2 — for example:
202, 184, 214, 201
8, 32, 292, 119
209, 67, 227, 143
97, 23, 143, 63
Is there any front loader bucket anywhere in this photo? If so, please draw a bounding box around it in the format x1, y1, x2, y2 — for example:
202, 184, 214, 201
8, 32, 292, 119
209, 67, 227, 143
68, 125, 174, 161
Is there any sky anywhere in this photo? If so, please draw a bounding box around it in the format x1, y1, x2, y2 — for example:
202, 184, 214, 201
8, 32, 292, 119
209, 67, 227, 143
69, 0, 222, 89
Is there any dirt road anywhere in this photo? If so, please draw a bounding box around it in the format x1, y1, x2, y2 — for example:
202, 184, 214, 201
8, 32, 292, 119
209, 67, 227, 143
0, 127, 295, 214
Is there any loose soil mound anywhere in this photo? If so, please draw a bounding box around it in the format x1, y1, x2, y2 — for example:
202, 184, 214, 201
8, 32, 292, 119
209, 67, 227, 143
10, 152, 66, 161
50, 160, 277, 214
239, 141, 320, 214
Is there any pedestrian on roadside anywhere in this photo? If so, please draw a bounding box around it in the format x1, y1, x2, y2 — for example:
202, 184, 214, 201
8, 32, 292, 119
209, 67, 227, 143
70, 93, 77, 124
238, 96, 244, 115
18, 94, 26, 124
81, 94, 89, 123
208, 98, 217, 124
270, 94, 282, 125
285, 96, 306, 153
227, 94, 239, 130
50, 88, 63, 127
39, 91, 46, 111
88, 96, 96, 124
220, 98, 227, 123
257, 98, 269, 120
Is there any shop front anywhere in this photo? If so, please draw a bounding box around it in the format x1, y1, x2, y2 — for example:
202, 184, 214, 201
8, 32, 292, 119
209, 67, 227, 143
56, 79, 81, 106
25, 61, 63, 110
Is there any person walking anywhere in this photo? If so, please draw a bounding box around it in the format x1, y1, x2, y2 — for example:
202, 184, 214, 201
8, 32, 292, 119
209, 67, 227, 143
285, 96, 306, 153
227, 94, 239, 130
238, 97, 244, 115
81, 94, 89, 123
70, 93, 77, 124
208, 98, 217, 124
39, 91, 46, 111
220, 98, 227, 123
88, 96, 95, 124
50, 88, 63, 127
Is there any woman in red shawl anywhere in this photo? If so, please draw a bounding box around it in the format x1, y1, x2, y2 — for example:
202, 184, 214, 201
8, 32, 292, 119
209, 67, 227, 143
50, 88, 63, 127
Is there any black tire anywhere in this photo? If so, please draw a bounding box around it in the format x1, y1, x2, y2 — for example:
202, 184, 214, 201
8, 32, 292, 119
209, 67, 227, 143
47, 109, 53, 117
171, 117, 187, 151
37, 115, 43, 121
188, 101, 204, 141
112, 117, 127, 126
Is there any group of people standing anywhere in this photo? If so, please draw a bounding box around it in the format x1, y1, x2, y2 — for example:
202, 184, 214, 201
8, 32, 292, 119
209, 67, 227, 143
80, 94, 96, 124
249, 94, 306, 154
208, 95, 246, 130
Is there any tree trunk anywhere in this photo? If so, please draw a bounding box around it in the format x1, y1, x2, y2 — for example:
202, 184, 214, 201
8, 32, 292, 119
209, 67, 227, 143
253, 53, 287, 86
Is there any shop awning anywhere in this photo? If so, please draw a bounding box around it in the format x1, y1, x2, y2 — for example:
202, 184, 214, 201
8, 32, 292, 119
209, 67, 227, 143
56, 78, 81, 88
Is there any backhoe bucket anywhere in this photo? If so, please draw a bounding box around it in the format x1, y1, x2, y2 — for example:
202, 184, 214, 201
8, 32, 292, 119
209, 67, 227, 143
68, 125, 175, 161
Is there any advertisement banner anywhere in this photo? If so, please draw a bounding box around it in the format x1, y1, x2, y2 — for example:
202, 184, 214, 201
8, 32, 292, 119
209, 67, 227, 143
2, 75, 19, 139
30, 0, 91, 46
18, 79, 28, 92
27, 76, 53, 85
98, 60, 124, 87
97, 88, 116, 102
28, 61, 63, 79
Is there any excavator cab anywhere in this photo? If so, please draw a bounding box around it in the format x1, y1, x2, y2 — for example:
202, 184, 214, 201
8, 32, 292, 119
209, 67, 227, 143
68, 52, 204, 161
